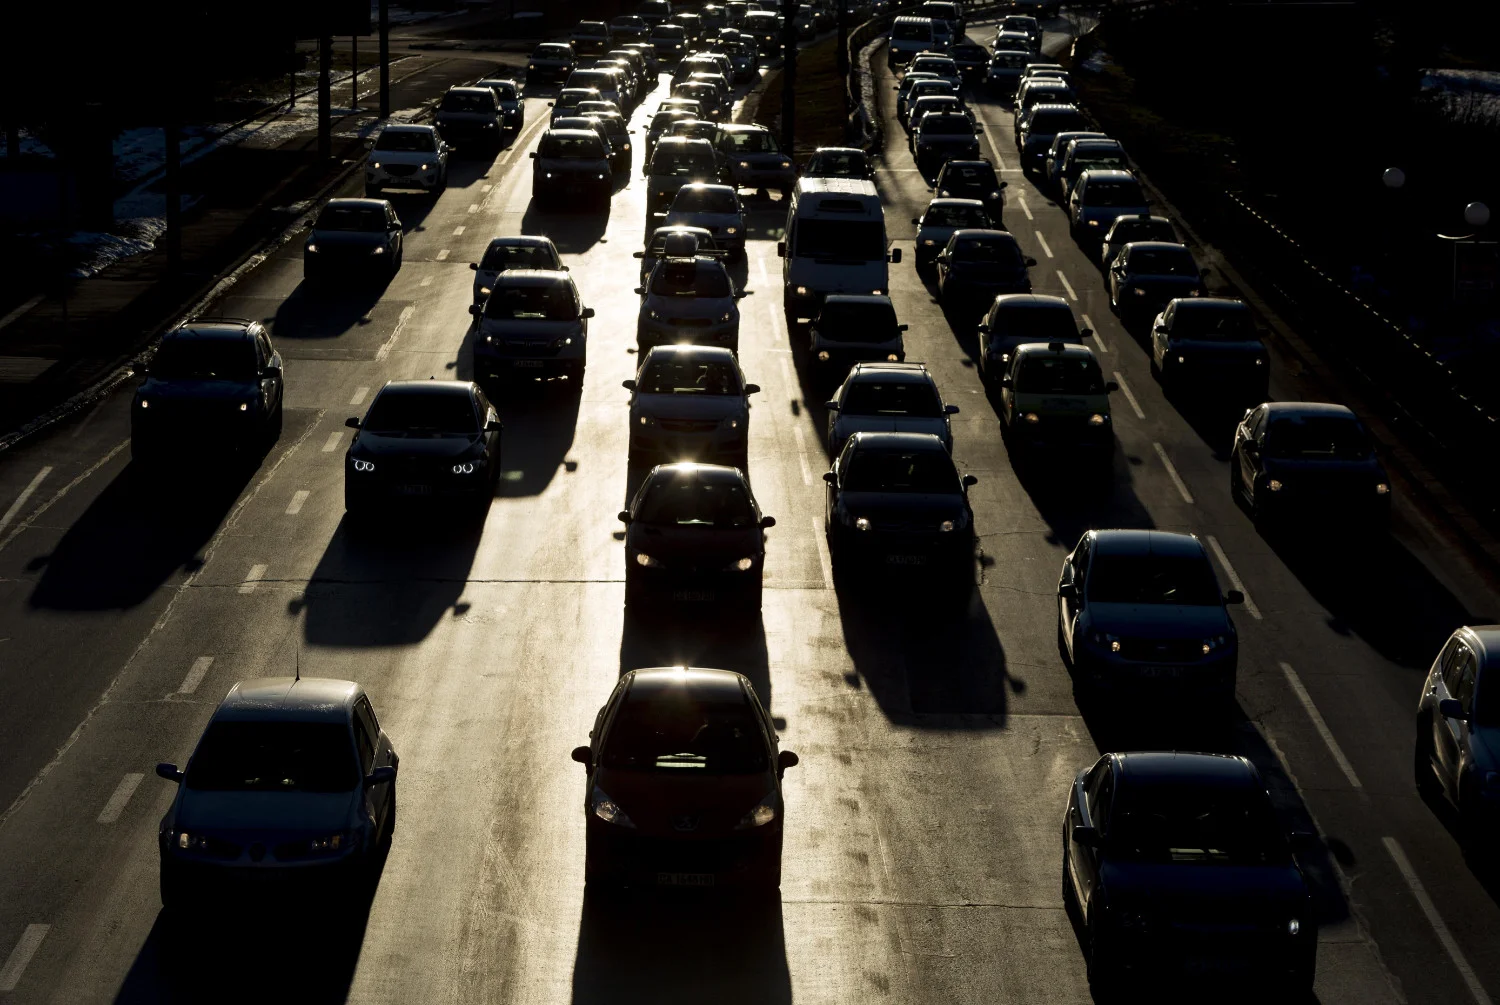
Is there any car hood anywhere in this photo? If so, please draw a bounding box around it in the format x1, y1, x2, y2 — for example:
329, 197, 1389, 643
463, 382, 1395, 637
175, 788, 357, 836
1125, 275, 1202, 294
479, 318, 583, 339
310, 229, 385, 247
1169, 337, 1266, 362
1084, 602, 1231, 638
1080, 204, 1151, 224
643, 295, 736, 317
437, 111, 496, 123
138, 378, 257, 401
1261, 454, 1386, 483
633, 393, 745, 419
833, 414, 948, 442
918, 134, 980, 149
948, 260, 1027, 282
1101, 860, 1308, 919
595, 768, 774, 837
352, 432, 485, 459
370, 149, 438, 167
538, 156, 610, 173
627, 523, 763, 564
663, 211, 743, 230
839, 490, 966, 523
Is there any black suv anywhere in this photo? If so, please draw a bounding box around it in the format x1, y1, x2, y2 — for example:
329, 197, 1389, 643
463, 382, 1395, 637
132, 319, 285, 463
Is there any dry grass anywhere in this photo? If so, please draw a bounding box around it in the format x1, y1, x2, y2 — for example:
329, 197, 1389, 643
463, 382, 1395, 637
754, 37, 848, 157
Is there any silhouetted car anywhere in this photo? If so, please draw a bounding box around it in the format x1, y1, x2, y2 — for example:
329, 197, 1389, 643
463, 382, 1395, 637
303, 198, 403, 281
365, 124, 448, 197
911, 111, 983, 175
998, 14, 1042, 47
469, 235, 564, 307
582, 110, 633, 173
1107, 241, 1207, 319
913, 197, 994, 271
894, 71, 942, 123
672, 80, 724, 121
549, 86, 604, 122
476, 77, 524, 130
907, 95, 969, 140
1042, 129, 1107, 191
663, 183, 747, 254
1057, 530, 1243, 706
826, 362, 957, 455
936, 228, 1034, 306
530, 128, 613, 208
1013, 77, 1075, 125
933, 159, 1007, 219
650, 22, 689, 59
155, 677, 398, 909
713, 123, 796, 195
132, 319, 284, 462
471, 270, 593, 383
636, 243, 743, 352
996, 341, 1116, 461
620, 463, 773, 609
527, 42, 576, 84
1063, 752, 1316, 993
638, 0, 673, 26
1056, 138, 1130, 199
570, 667, 799, 888
571, 21, 611, 56
434, 86, 504, 152
343, 380, 502, 515
1070, 169, 1151, 246
1099, 213, 1179, 270
1415, 626, 1500, 837
645, 136, 722, 221
626, 344, 759, 467
949, 40, 989, 79
909, 53, 962, 90
1149, 297, 1269, 403
802, 146, 873, 180
609, 14, 651, 43
985, 49, 1036, 96
1017, 103, 1087, 172
645, 110, 696, 164
634, 224, 723, 284
1230, 402, 1390, 527
808, 294, 907, 370
977, 293, 1092, 384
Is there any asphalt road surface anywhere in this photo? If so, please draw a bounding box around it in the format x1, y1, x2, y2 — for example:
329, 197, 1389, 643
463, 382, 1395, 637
0, 20, 1497, 1005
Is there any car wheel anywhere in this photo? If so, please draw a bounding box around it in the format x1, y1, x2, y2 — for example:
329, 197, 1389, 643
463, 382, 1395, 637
267, 401, 284, 445
380, 785, 397, 848
1087, 911, 1121, 993
1414, 726, 1440, 798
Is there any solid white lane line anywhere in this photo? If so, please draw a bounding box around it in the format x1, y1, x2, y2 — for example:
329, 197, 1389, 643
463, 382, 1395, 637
350, 386, 369, 406
96, 772, 145, 824
436, 249, 450, 261
1082, 314, 1107, 353
1056, 270, 1077, 301
1384, 837, 1493, 1005
1151, 442, 1194, 504
0, 924, 49, 991
286, 490, 310, 515
179, 656, 214, 694
321, 431, 344, 452
791, 426, 814, 486
1112, 371, 1144, 420
1280, 662, 1362, 790
1205, 534, 1262, 619
238, 564, 268, 595
0, 295, 44, 334
1034, 230, 1054, 259
453, 225, 465, 236
1017, 196, 1033, 221
0, 441, 126, 556
811, 516, 834, 590
0, 466, 52, 536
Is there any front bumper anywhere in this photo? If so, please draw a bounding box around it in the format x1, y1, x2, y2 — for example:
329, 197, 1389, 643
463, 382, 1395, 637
1072, 647, 1237, 702
1007, 418, 1113, 454
729, 164, 797, 190
810, 343, 905, 366
132, 412, 265, 454
526, 65, 573, 83
437, 121, 500, 146
1106, 921, 1316, 987
366, 165, 442, 190
833, 524, 972, 571
534, 173, 611, 198
346, 467, 492, 508
628, 563, 763, 602
475, 341, 585, 379
304, 249, 388, 275
160, 846, 364, 904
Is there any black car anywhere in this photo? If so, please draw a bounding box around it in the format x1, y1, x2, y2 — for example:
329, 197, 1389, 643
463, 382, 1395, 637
1415, 626, 1500, 836
933, 159, 1007, 221
527, 42, 577, 85
949, 40, 990, 79
343, 381, 502, 517
434, 86, 504, 152
936, 229, 1035, 307
530, 128, 614, 208
823, 431, 976, 579
1057, 530, 1243, 708
802, 146, 874, 180
1150, 297, 1269, 404
570, 667, 798, 889
911, 111, 983, 175
620, 462, 773, 610
1230, 402, 1390, 528
132, 319, 284, 463
304, 198, 403, 282
976, 293, 1091, 385
1064, 752, 1316, 993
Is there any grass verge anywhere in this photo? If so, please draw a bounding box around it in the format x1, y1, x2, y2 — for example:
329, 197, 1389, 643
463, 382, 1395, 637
754, 37, 847, 158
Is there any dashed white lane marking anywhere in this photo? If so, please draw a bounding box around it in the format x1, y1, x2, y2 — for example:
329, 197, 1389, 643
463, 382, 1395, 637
1205, 534, 1262, 619
481, 183, 493, 192
811, 516, 834, 590
286, 490, 310, 515
467, 204, 479, 214
779, 354, 795, 394
1017, 196, 1033, 221
0, 442, 126, 556
791, 426, 814, 486
96, 772, 145, 824
238, 564, 268, 595
377, 304, 417, 362
1056, 270, 1077, 301
0, 295, 44, 334
0, 924, 49, 991
436, 249, 450, 261
0, 466, 52, 537
321, 431, 344, 452
420, 275, 433, 287
1112, 371, 1144, 420
1384, 837, 1493, 1005
1034, 230, 1053, 259
1280, 662, 1362, 790
757, 257, 769, 282
350, 386, 369, 406
1151, 441, 1194, 505
179, 656, 214, 694
453, 225, 466, 236
1082, 314, 1106, 353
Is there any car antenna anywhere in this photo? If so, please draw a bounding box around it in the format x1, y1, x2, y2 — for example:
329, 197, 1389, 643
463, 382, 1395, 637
294, 648, 301, 683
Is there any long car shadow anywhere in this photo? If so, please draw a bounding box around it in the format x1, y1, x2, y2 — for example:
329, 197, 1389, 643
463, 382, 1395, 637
619, 605, 772, 716
520, 201, 610, 255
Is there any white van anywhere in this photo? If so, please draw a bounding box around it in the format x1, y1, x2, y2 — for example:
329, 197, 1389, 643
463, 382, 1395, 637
888, 16, 936, 68
778, 178, 901, 322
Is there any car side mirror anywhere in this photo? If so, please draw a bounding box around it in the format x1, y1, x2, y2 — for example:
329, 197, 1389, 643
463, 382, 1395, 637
366, 765, 397, 787
1439, 698, 1469, 722
777, 749, 799, 775
1105, 380, 1119, 393
761, 515, 776, 528
944, 404, 960, 415
344, 416, 361, 429
633, 286, 645, 295
911, 217, 920, 225
889, 247, 902, 264
1071, 824, 1099, 848
485, 419, 503, 432
581, 307, 596, 319
1025, 257, 1038, 267
823, 399, 840, 411
999, 180, 1008, 189
622, 379, 637, 391
469, 304, 482, 315
776, 240, 786, 258
999, 375, 1013, 388
261, 365, 281, 380
470, 262, 479, 271
156, 762, 183, 783
632, 250, 645, 258
571, 745, 592, 765
547, 101, 555, 106
1224, 589, 1245, 605
617, 510, 632, 524
822, 471, 837, 484
529, 151, 537, 158
1058, 582, 1076, 600
735, 291, 748, 299
743, 383, 760, 395
962, 474, 978, 487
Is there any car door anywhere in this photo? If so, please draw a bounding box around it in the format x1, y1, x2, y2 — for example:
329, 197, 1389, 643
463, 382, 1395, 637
1059, 533, 1090, 648
256, 331, 282, 412
352, 699, 392, 827
1435, 640, 1476, 790
1071, 758, 1112, 921
1151, 302, 1174, 368
475, 388, 501, 459
1236, 405, 1266, 499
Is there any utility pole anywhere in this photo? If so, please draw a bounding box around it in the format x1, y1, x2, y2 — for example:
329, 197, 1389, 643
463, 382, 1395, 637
351, 35, 359, 111
780, 0, 797, 155
289, 39, 297, 110
379, 0, 391, 119
318, 33, 332, 160
836, 0, 849, 119
164, 117, 181, 272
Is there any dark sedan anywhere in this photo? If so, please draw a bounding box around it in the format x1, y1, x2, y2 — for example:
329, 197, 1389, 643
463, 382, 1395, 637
1415, 625, 1500, 839
911, 112, 983, 175
1064, 752, 1316, 993
1150, 297, 1269, 404
936, 229, 1035, 307
1231, 401, 1390, 528
343, 381, 502, 518
1107, 241, 1207, 320
802, 146, 874, 181
303, 199, 403, 282
570, 667, 799, 889
933, 159, 1007, 221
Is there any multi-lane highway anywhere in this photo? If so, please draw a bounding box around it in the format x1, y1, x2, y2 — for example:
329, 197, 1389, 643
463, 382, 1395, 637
0, 13, 1496, 1004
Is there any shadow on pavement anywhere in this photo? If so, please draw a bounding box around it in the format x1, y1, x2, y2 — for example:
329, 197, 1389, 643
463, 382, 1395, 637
486, 377, 583, 498
520, 201, 611, 255
619, 605, 773, 716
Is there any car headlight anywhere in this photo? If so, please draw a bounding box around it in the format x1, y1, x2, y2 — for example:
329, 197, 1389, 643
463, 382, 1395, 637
722, 415, 742, 429
739, 160, 751, 168
1254, 356, 1265, 366
727, 556, 755, 572
779, 159, 792, 168
1087, 219, 1100, 227
648, 309, 662, 321
1287, 918, 1301, 936
922, 239, 935, 246
634, 551, 663, 569
795, 286, 809, 296
419, 163, 430, 171
1022, 412, 1040, 424
551, 336, 574, 348
939, 189, 950, 196
598, 173, 607, 180
990, 189, 1002, 200
452, 461, 477, 474
854, 517, 872, 531
479, 286, 491, 296
725, 226, 738, 235
306, 243, 319, 253
719, 311, 733, 322
528, 63, 536, 69
239, 402, 250, 412
637, 415, 653, 426
1176, 355, 1187, 364
546, 172, 553, 178
307, 832, 348, 855
176, 831, 209, 851
735, 795, 777, 828
1375, 482, 1390, 495
1201, 634, 1230, 654
351, 458, 376, 473
139, 398, 149, 409
1267, 479, 1284, 492
1089, 631, 1121, 652
371, 162, 381, 170
370, 245, 386, 255
939, 519, 955, 532
1132, 287, 1146, 296
591, 785, 636, 827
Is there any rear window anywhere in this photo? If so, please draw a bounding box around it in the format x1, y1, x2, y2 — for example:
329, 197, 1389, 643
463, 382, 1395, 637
1028, 109, 1085, 134
440, 91, 494, 113
650, 111, 690, 132
485, 82, 518, 100
843, 449, 958, 493
479, 242, 558, 272
186, 721, 357, 793
375, 130, 435, 152
638, 358, 742, 394
153, 337, 258, 380
1125, 247, 1196, 276
921, 116, 975, 136
315, 204, 386, 232
1082, 179, 1146, 208
991, 52, 1030, 68
1265, 415, 1371, 459
652, 25, 686, 38
540, 133, 606, 159
923, 203, 990, 228
794, 219, 886, 262
671, 186, 738, 214
535, 44, 571, 57
667, 120, 718, 141
892, 20, 934, 41
1172, 306, 1255, 341
722, 130, 778, 153
992, 304, 1078, 340
1086, 552, 1221, 606
483, 284, 579, 320
941, 163, 999, 190
637, 474, 756, 528
841, 379, 942, 417
652, 147, 719, 177
602, 683, 768, 774
1112, 783, 1289, 866
911, 58, 957, 75
952, 237, 1022, 266
805, 150, 869, 177
363, 391, 479, 435
819, 300, 898, 333
1111, 219, 1177, 243
1014, 353, 1105, 394
911, 81, 955, 100
650, 260, 733, 298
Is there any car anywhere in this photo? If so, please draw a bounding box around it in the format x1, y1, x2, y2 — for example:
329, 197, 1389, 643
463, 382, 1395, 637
908, 53, 962, 91
936, 229, 1035, 306
906, 94, 968, 140
1107, 241, 1207, 319
621, 40, 661, 77
894, 70, 941, 122
1016, 103, 1087, 173
1013, 78, 1077, 135
626, 344, 758, 467
645, 109, 696, 163
583, 110, 634, 173
672, 80, 724, 120
673, 54, 727, 86
933, 158, 1007, 220
567, 67, 629, 110
792, 6, 819, 39
131, 318, 284, 463
365, 124, 448, 197
434, 86, 504, 152
976, 293, 1091, 384
992, 29, 1036, 55
920, 0, 965, 33
638, 0, 673, 24
571, 20, 612, 56
1042, 129, 1108, 192
900, 80, 959, 130
823, 431, 976, 578
634, 224, 724, 284
645, 136, 722, 221
1149, 297, 1269, 403
985, 50, 1035, 96
1056, 139, 1130, 199
687, 69, 733, 103
530, 128, 613, 208
701, 3, 729, 30
550, 86, 604, 122
1100, 213, 1179, 269
1063, 752, 1316, 993
475, 77, 524, 130
656, 96, 704, 118
569, 667, 798, 888
1230, 402, 1391, 527
607, 47, 652, 90
469, 270, 593, 383
949, 40, 990, 80
1071, 169, 1151, 246
675, 10, 705, 37
888, 15, 938, 68
650, 21, 689, 59
995, 341, 1116, 461
592, 57, 642, 104
826, 361, 958, 455
1057, 530, 1244, 706
609, 14, 652, 43
635, 235, 744, 352
742, 11, 781, 55
808, 295, 907, 371
1414, 627, 1500, 837
1011, 0, 1060, 16
469, 235, 564, 308
665, 117, 719, 145
912, 197, 994, 271
303, 198, 403, 282
576, 98, 624, 119
712, 123, 796, 196
802, 146, 873, 180
527, 42, 577, 84
154, 677, 398, 910
663, 182, 747, 254
911, 111, 983, 174
998, 14, 1042, 47
929, 18, 955, 50
1020, 62, 1067, 83
551, 115, 617, 168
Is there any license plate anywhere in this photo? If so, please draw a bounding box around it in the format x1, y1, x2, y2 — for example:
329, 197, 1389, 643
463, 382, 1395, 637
885, 554, 926, 566
1136, 666, 1185, 679
397, 484, 432, 496
657, 872, 715, 887
672, 589, 715, 602
512, 360, 543, 368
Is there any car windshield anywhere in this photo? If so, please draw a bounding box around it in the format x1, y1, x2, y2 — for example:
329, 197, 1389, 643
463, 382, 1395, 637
362, 391, 478, 435
1265, 415, 1371, 459
1083, 180, 1145, 207
724, 130, 778, 153
921, 116, 974, 136
483, 284, 578, 320
1127, 248, 1197, 275
953, 237, 1022, 266
441, 92, 493, 113
668, 121, 718, 140
637, 476, 757, 527
818, 301, 898, 337
843, 448, 957, 492
540, 134, 606, 159
375, 130, 436, 152
841, 379, 942, 417
602, 684, 768, 774
488, 82, 518, 100
556, 91, 594, 110
924, 204, 989, 228
1111, 219, 1176, 243
479, 243, 558, 272
794, 219, 886, 261
650, 112, 689, 133
152, 338, 258, 380
806, 151, 869, 177
185, 721, 357, 793
1072, 153, 1127, 175
993, 305, 1079, 341
1014, 353, 1105, 394
1173, 307, 1256, 341
639, 358, 742, 394
586, 115, 627, 137
912, 82, 955, 100
952, 43, 986, 58
892, 22, 932, 42
653, 148, 719, 176
653, 25, 686, 38
991, 51, 1030, 68
672, 187, 738, 214
942, 164, 999, 192
651, 260, 733, 297
912, 59, 956, 75
1087, 552, 1222, 606
315, 205, 386, 232
578, 22, 607, 35
535, 45, 571, 57
1029, 109, 1085, 134
1111, 783, 1289, 866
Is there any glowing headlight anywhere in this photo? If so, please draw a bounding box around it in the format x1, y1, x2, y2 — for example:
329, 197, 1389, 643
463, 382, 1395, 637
479, 286, 491, 296
648, 309, 662, 320
306, 243, 319, 253
990, 189, 1002, 200
176, 831, 209, 851
591, 785, 636, 827
1268, 479, 1284, 492
817, 350, 830, 361
922, 239, 935, 246
239, 402, 249, 412
796, 286, 809, 296
725, 226, 738, 234
854, 517, 872, 531
940, 189, 950, 196
1201, 635, 1230, 654
1087, 413, 1107, 426
871, 288, 884, 295
939, 519, 955, 532
1132, 287, 1146, 296
635, 552, 662, 567
735, 799, 776, 828
1254, 357, 1265, 366
1287, 919, 1301, 936
551, 336, 573, 348
452, 462, 477, 474
733, 557, 754, 571
546, 172, 554, 178
308, 833, 345, 854
1087, 219, 1099, 227
638, 415, 652, 425
139, 399, 149, 409
420, 163, 430, 171
352, 458, 376, 473
1022, 412, 1040, 424
1375, 482, 1390, 495
779, 159, 791, 168
1176, 355, 1187, 364
725, 416, 741, 429
528, 63, 536, 69
370, 245, 386, 255
598, 173, 607, 179
719, 311, 733, 322
371, 162, 381, 169
739, 160, 751, 168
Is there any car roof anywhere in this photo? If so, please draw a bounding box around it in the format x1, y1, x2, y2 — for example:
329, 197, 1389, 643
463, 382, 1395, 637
1013, 340, 1095, 361
213, 677, 360, 724
446, 86, 494, 97
376, 379, 476, 398
717, 123, 767, 134
677, 182, 736, 195
644, 344, 737, 363
849, 361, 931, 382
655, 136, 715, 151
492, 269, 572, 287
1114, 752, 1257, 790
940, 159, 993, 170
1106, 214, 1173, 232
624, 666, 750, 700
950, 228, 1017, 243
379, 123, 437, 135
925, 198, 987, 212
850, 431, 949, 451
1090, 529, 1205, 558
545, 128, 602, 141
168, 321, 255, 340
1262, 401, 1358, 420
813, 146, 866, 155
323, 198, 387, 210
476, 77, 518, 86
1123, 241, 1191, 255
649, 461, 745, 485
1172, 297, 1246, 312
1028, 103, 1082, 115
991, 293, 1071, 310
1070, 138, 1124, 150
486, 235, 555, 249
823, 294, 893, 307
1078, 168, 1138, 183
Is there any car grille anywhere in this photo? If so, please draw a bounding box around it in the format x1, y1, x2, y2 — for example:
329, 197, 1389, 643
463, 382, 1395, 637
658, 418, 718, 432
384, 164, 418, 177
1118, 638, 1206, 663
666, 317, 711, 327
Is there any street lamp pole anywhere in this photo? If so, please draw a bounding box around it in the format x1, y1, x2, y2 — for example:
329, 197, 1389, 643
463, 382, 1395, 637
780, 0, 797, 155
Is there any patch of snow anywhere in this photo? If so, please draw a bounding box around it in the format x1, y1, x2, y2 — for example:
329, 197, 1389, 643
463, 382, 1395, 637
0, 130, 56, 159
67, 218, 166, 278
1421, 68, 1500, 94
1079, 51, 1112, 74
